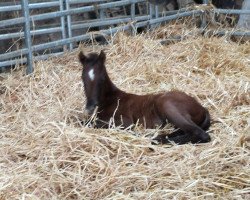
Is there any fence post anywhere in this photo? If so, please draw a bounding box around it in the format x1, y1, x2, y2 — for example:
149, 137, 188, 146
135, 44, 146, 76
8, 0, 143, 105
201, 0, 209, 30
65, 0, 73, 51
149, 3, 156, 29
130, 0, 136, 34
60, 0, 67, 52
99, 7, 107, 30
21, 0, 33, 74
155, 5, 159, 18
149, 3, 155, 19
131, 0, 135, 20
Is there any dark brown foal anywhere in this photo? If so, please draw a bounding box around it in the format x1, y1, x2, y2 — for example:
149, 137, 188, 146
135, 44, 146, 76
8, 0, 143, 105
79, 50, 211, 145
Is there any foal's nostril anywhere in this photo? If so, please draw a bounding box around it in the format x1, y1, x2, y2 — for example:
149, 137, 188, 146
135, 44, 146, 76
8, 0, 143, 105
86, 101, 98, 115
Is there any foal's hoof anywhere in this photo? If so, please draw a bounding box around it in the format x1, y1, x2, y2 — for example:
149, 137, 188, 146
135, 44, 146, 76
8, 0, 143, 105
151, 135, 171, 145
200, 133, 211, 143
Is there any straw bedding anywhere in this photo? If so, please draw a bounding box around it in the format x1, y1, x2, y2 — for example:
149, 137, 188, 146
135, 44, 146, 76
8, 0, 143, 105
0, 24, 249, 199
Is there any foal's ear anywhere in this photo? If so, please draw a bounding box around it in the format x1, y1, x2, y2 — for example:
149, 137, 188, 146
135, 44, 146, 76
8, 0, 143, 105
99, 50, 106, 63
78, 51, 86, 65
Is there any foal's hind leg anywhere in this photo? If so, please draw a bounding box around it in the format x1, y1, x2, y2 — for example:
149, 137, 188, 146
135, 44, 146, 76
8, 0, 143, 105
168, 133, 196, 144
154, 107, 211, 145
167, 114, 210, 144
168, 132, 206, 144
152, 131, 199, 145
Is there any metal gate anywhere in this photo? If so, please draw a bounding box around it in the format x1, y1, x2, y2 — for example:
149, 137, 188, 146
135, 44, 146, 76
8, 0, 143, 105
0, 0, 249, 74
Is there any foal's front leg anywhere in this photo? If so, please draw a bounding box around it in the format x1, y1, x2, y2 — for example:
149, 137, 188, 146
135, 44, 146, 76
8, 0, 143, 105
151, 133, 170, 144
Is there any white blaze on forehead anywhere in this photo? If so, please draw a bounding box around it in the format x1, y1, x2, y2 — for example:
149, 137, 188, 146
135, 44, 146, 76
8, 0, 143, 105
88, 69, 95, 81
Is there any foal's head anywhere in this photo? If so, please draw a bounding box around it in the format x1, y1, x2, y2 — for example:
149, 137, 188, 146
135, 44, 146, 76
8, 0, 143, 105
79, 50, 106, 114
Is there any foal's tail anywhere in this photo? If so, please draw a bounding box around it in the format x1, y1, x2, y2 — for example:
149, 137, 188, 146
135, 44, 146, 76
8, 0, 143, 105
200, 109, 211, 131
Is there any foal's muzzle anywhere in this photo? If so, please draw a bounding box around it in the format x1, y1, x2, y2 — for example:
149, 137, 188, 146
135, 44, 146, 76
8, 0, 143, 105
85, 100, 98, 115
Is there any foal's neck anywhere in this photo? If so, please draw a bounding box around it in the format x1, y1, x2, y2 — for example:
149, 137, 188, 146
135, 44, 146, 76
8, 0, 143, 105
101, 66, 121, 100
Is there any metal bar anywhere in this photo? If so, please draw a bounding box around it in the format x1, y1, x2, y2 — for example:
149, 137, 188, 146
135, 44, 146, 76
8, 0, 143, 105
149, 3, 155, 29
0, 60, 23, 68
136, 10, 202, 28
21, 0, 33, 74
65, 0, 73, 50
155, 5, 159, 18
131, 1, 135, 20
0, 52, 63, 68
100, 9, 105, 20
166, 8, 193, 15
209, 30, 250, 36
214, 9, 250, 15
0, 17, 25, 29
0, 27, 62, 40
71, 15, 150, 29
150, 10, 202, 24
130, 0, 136, 34
149, 3, 155, 19
201, 0, 208, 30
153, 5, 160, 29
68, 0, 146, 4
60, 0, 67, 52
99, 6, 107, 30
201, 11, 206, 30
0, 1, 60, 12
69, 0, 109, 3
0, 49, 29, 62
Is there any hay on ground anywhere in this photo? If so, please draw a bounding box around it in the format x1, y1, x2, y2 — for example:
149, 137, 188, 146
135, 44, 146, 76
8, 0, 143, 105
0, 24, 249, 199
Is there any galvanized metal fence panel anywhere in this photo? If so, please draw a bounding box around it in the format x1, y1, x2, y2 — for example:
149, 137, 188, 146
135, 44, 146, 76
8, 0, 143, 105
0, 0, 249, 73
0, 0, 149, 70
